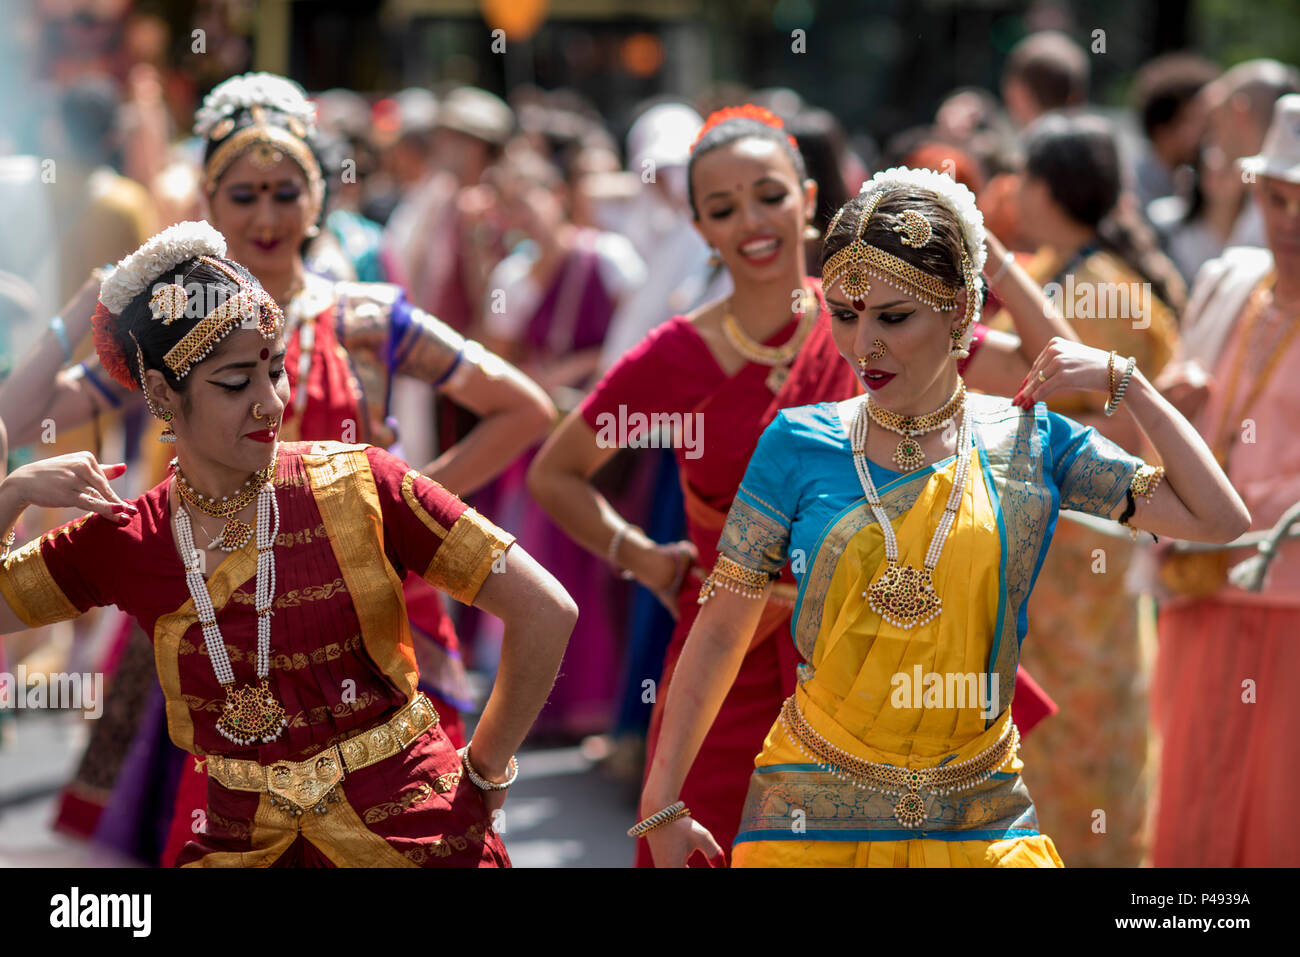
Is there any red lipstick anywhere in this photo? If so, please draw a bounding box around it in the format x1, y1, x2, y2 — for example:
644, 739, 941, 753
244, 429, 277, 443
859, 368, 896, 391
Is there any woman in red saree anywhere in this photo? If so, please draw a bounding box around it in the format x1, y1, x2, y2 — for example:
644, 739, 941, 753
0, 225, 575, 866
528, 107, 1075, 865
0, 74, 554, 859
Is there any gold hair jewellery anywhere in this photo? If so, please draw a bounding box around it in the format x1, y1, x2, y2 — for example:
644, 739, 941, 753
160, 257, 283, 380
823, 191, 959, 313
204, 122, 324, 210
866, 379, 966, 470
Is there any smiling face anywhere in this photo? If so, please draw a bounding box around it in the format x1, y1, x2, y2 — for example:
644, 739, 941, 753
690, 137, 816, 282
827, 280, 963, 414
146, 328, 290, 482
206, 150, 315, 280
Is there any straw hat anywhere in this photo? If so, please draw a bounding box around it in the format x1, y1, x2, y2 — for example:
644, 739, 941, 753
1240, 94, 1300, 184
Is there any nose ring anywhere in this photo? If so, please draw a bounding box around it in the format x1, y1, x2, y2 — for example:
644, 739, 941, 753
252, 402, 264, 420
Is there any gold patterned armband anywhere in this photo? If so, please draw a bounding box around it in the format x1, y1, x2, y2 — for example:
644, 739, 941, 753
1130, 464, 1165, 500
697, 555, 771, 605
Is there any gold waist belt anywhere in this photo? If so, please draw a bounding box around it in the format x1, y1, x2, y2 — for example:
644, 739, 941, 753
207, 693, 439, 817
779, 696, 1020, 829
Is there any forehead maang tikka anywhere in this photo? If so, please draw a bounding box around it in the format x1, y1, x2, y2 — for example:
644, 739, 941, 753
822, 186, 980, 356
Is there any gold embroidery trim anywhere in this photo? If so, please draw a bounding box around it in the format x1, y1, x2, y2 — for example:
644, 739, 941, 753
0, 537, 81, 627
426, 508, 516, 605
401, 470, 448, 537
304, 441, 419, 700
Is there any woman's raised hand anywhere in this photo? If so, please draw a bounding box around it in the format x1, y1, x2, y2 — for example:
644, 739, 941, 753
1013, 337, 1115, 408
645, 815, 726, 868
3, 452, 136, 523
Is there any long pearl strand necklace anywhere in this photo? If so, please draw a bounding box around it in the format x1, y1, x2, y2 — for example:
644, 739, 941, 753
173, 469, 287, 745
852, 390, 972, 629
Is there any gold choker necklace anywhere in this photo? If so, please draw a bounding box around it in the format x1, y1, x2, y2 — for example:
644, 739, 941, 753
866, 380, 965, 471
173, 456, 278, 552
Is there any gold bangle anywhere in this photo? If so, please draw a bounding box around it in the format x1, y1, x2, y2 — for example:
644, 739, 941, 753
628, 800, 690, 837
1, 528, 16, 562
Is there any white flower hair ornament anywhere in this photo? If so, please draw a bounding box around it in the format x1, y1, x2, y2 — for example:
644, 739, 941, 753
99, 221, 227, 315
193, 72, 317, 140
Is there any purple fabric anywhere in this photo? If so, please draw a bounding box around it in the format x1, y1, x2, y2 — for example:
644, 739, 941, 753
91, 684, 186, 865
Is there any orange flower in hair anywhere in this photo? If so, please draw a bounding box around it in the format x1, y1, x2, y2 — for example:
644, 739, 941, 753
91, 300, 140, 392
691, 104, 799, 153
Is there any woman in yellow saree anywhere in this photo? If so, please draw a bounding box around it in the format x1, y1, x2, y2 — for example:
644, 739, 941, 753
636, 167, 1249, 867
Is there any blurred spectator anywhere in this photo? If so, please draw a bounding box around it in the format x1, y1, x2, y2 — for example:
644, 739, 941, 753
1197, 58, 1300, 249
595, 102, 727, 370
1001, 30, 1090, 129
934, 86, 1017, 177
383, 86, 513, 336
1131, 53, 1219, 212
1018, 111, 1186, 316
42, 76, 157, 307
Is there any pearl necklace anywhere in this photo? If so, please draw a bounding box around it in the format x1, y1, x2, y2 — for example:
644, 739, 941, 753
173, 472, 287, 746
852, 395, 972, 629
867, 379, 966, 470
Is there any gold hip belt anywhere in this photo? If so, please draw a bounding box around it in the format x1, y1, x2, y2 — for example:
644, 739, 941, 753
778, 696, 1020, 829
206, 693, 439, 817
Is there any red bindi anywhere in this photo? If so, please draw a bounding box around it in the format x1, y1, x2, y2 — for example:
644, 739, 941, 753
852, 298, 865, 312
260, 348, 269, 360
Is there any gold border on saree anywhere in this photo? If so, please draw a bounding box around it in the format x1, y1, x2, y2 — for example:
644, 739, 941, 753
207, 693, 439, 815
779, 696, 1019, 829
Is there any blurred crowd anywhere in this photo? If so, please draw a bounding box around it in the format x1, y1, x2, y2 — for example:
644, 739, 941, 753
3, 5, 1300, 869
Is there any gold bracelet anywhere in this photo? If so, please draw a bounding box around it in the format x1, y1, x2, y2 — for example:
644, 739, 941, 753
1, 528, 15, 562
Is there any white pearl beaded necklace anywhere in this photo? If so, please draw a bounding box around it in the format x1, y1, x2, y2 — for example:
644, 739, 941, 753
851, 392, 972, 629
172, 472, 285, 745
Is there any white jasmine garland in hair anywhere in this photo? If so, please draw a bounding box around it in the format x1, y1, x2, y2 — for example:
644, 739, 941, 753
100, 221, 228, 314
194, 72, 317, 139
858, 165, 988, 286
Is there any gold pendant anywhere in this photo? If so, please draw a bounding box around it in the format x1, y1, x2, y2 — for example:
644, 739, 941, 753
892, 785, 928, 828
217, 518, 254, 552
893, 435, 925, 470
866, 560, 942, 628
765, 363, 791, 393
217, 678, 288, 744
